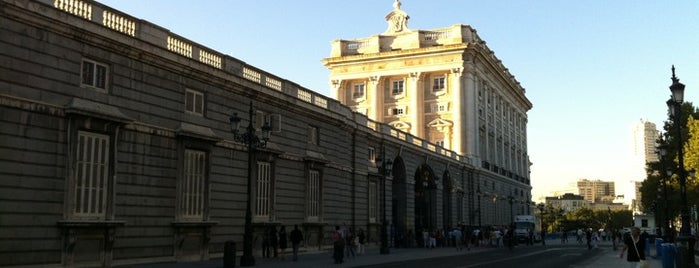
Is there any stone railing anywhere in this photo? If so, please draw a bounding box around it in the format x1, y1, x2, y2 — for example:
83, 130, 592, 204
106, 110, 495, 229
36, 0, 464, 165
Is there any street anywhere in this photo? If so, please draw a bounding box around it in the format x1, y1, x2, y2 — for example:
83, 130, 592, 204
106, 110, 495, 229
360, 245, 603, 268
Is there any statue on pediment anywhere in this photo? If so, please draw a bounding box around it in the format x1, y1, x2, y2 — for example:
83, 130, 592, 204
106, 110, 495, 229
384, 0, 410, 34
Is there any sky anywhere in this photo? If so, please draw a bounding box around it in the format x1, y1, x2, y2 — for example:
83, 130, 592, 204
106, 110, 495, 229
99, 0, 699, 203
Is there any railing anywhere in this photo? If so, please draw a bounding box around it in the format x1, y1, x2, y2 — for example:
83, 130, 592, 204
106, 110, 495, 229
41, 0, 466, 165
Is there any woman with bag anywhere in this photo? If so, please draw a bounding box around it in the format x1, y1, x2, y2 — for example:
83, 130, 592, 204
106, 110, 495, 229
619, 227, 647, 268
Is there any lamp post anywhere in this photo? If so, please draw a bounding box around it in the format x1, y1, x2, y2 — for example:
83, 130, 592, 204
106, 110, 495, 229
477, 189, 482, 230
379, 145, 393, 255
537, 203, 546, 245
508, 196, 515, 224
230, 101, 272, 267
665, 66, 693, 267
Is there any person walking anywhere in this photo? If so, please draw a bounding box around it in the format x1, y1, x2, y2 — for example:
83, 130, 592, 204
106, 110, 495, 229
269, 226, 279, 259
289, 225, 303, 262
278, 226, 288, 260
332, 225, 344, 264
452, 228, 463, 251
357, 229, 366, 255
345, 228, 356, 259
619, 227, 647, 268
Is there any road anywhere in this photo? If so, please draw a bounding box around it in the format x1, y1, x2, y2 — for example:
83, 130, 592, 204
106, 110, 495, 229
360, 245, 603, 268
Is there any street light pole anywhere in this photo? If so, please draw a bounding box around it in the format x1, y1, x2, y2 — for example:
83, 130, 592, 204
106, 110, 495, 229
537, 203, 545, 246
230, 101, 272, 267
379, 144, 392, 255
508, 196, 514, 224
666, 66, 693, 267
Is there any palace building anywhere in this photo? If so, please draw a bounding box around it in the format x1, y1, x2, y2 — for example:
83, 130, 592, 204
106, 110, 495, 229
0, 0, 532, 266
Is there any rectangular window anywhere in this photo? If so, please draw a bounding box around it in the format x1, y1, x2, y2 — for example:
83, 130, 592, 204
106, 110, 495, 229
435, 140, 445, 147
391, 80, 404, 95
432, 76, 446, 92
353, 83, 365, 98
81, 59, 108, 91
369, 181, 377, 223
368, 147, 376, 163
308, 126, 319, 145
185, 89, 204, 115
391, 107, 405, 115
255, 162, 272, 219
307, 170, 320, 221
180, 150, 206, 220
74, 131, 110, 219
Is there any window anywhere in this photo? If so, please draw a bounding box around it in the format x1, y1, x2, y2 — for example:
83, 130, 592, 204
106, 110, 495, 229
368, 147, 376, 163
432, 76, 446, 92
369, 181, 378, 223
255, 162, 272, 219
73, 131, 110, 219
81, 59, 108, 91
308, 126, 319, 145
179, 150, 206, 220
391, 107, 405, 115
307, 170, 320, 221
352, 83, 365, 98
391, 80, 404, 95
435, 140, 445, 147
185, 89, 204, 115
432, 103, 448, 113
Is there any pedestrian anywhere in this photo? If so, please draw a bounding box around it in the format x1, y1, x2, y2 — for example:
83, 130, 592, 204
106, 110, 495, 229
289, 225, 303, 261
278, 226, 288, 260
345, 227, 356, 259
269, 226, 279, 258
262, 226, 271, 258
332, 225, 345, 264
585, 228, 592, 250
620, 227, 647, 268
357, 229, 366, 255
452, 228, 463, 251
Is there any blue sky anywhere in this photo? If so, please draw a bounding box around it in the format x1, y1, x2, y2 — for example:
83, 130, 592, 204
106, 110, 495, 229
99, 0, 699, 202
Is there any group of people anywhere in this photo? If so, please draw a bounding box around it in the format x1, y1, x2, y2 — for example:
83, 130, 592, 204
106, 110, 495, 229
331, 223, 367, 264
261, 224, 304, 261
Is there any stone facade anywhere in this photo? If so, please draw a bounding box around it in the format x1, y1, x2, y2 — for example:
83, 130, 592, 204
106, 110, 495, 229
0, 0, 531, 267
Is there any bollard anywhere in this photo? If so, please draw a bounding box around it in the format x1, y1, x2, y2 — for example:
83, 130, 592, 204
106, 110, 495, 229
645, 238, 650, 256
224, 240, 236, 268
661, 243, 676, 268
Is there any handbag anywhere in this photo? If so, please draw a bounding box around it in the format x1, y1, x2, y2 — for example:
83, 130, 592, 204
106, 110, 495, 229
631, 238, 648, 268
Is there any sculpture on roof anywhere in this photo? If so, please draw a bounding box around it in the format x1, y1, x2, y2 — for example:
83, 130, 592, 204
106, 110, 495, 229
384, 0, 410, 34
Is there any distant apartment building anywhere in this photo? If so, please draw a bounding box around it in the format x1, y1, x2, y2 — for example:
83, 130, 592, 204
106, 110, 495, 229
577, 179, 615, 203
634, 119, 660, 164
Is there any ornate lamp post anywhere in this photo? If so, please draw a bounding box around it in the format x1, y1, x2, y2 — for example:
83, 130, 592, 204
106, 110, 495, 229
537, 203, 546, 245
507, 196, 515, 223
665, 66, 693, 267
230, 101, 272, 267
379, 145, 393, 255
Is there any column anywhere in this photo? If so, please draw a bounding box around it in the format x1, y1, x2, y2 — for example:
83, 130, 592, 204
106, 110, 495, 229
462, 63, 478, 163
409, 72, 422, 137
450, 68, 464, 155
369, 76, 381, 121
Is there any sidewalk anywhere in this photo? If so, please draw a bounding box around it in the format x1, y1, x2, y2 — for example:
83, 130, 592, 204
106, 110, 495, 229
119, 238, 678, 268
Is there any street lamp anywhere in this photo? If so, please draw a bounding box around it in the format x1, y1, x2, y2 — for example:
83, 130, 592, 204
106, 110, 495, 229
378, 145, 393, 255
537, 203, 546, 245
508, 196, 515, 224
230, 101, 272, 267
665, 65, 693, 267
477, 189, 482, 230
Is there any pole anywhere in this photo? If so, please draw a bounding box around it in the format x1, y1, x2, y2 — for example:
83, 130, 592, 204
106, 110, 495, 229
240, 102, 255, 266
